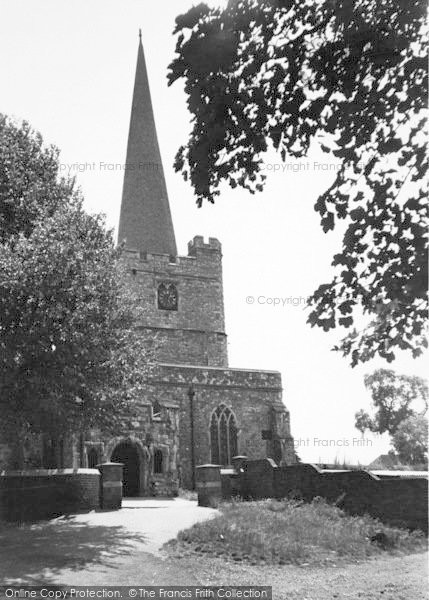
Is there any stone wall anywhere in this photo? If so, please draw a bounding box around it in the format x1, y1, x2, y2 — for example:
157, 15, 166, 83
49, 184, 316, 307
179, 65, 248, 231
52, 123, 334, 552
139, 327, 228, 369
151, 365, 295, 488
0, 469, 100, 522
0, 444, 11, 471
0, 432, 79, 472
84, 397, 180, 497
0, 396, 180, 497
233, 459, 428, 532
124, 236, 228, 367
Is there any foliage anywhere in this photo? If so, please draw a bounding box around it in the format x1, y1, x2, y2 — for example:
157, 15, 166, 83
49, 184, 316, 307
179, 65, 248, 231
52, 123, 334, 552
0, 114, 75, 243
392, 415, 428, 465
168, 0, 428, 365
355, 368, 428, 435
169, 498, 425, 565
0, 116, 151, 445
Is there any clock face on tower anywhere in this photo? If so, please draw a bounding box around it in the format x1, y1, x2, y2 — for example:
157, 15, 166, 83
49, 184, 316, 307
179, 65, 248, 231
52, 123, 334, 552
157, 282, 178, 311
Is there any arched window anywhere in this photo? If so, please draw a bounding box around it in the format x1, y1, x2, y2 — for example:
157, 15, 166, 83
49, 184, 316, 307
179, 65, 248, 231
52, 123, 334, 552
210, 404, 238, 466
271, 440, 282, 466
87, 448, 99, 469
152, 400, 162, 421
153, 449, 163, 474
157, 282, 178, 311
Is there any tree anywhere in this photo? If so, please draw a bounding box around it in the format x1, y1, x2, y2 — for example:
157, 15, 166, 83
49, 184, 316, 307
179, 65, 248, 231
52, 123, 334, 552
355, 368, 428, 435
0, 117, 151, 462
168, 0, 428, 366
0, 114, 74, 242
392, 415, 428, 465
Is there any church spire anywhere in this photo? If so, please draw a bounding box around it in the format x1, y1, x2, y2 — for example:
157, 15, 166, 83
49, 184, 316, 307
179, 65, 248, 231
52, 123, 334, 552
118, 32, 177, 256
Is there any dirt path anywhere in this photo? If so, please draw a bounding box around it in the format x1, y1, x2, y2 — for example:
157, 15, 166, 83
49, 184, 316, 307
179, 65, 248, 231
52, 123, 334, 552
0, 498, 217, 585
175, 550, 428, 600
0, 498, 427, 599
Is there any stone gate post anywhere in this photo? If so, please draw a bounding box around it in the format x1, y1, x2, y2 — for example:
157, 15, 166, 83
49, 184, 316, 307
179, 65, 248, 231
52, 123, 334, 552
97, 462, 123, 510
196, 464, 222, 507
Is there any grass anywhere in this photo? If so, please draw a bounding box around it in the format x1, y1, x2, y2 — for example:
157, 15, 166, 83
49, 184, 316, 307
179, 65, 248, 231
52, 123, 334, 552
167, 498, 426, 566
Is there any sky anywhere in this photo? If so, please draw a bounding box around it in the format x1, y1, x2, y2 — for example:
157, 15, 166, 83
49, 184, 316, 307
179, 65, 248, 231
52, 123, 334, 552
0, 0, 426, 464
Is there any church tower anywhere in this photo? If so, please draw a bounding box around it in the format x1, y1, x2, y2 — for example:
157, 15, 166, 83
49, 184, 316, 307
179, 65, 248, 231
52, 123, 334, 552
118, 30, 177, 257
118, 34, 229, 368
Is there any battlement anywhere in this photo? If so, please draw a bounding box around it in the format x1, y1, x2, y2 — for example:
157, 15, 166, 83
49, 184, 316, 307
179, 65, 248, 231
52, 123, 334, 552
122, 235, 222, 278
123, 236, 222, 264
187, 236, 222, 256
123, 248, 188, 265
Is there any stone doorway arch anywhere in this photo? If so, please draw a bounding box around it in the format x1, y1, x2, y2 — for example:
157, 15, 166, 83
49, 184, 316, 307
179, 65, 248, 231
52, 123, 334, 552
111, 441, 141, 497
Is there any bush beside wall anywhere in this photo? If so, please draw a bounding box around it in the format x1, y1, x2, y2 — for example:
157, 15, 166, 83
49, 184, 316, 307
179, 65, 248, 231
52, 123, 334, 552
223, 460, 428, 532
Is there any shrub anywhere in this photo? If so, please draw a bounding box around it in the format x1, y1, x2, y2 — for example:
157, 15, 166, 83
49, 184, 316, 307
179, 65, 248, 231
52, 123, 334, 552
170, 498, 426, 565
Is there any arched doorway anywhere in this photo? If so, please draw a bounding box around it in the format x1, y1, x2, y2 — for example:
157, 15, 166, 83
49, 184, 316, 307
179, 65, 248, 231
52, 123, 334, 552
111, 441, 140, 497
87, 447, 99, 469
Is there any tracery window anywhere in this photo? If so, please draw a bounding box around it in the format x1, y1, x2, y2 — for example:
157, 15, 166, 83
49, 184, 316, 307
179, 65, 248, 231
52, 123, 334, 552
152, 400, 162, 421
210, 404, 238, 466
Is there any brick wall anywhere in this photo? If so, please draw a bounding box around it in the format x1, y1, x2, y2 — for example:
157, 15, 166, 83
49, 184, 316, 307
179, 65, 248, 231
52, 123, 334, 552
0, 469, 100, 523
241, 458, 277, 499
228, 460, 428, 532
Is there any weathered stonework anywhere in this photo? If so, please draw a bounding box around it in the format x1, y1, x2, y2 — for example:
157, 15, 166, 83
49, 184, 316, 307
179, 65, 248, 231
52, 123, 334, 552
81, 399, 180, 497
124, 236, 228, 367
150, 363, 295, 488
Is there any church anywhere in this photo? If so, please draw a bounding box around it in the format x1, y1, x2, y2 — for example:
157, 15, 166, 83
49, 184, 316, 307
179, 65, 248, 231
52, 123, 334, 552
1, 35, 295, 495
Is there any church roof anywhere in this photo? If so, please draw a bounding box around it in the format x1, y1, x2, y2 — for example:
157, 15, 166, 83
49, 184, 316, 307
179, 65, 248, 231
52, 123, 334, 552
118, 31, 177, 257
